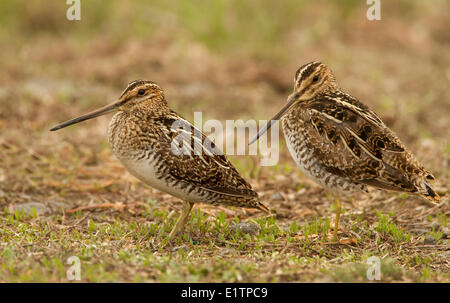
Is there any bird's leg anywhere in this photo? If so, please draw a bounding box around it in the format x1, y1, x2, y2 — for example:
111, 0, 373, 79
167, 201, 194, 242
333, 197, 341, 240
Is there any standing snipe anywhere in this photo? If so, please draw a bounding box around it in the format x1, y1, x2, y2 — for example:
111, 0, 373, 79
250, 61, 440, 239
51, 80, 268, 242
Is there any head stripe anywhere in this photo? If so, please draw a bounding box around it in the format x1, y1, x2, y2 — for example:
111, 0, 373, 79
120, 80, 158, 98
295, 61, 322, 84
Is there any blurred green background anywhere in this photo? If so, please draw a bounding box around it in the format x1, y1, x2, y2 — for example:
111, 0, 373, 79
0, 0, 449, 152
0, 0, 449, 283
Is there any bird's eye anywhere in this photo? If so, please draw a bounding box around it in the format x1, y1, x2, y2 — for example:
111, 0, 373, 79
312, 75, 319, 82
138, 89, 146, 96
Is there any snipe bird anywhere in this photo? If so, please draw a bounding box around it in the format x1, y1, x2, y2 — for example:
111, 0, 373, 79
250, 61, 440, 239
51, 80, 268, 242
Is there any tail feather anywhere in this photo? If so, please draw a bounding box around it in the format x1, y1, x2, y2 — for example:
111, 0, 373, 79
419, 182, 440, 204
256, 201, 270, 214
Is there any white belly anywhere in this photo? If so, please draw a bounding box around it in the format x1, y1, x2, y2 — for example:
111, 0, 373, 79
117, 155, 204, 202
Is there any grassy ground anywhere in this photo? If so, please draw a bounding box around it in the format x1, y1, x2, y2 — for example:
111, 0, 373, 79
0, 0, 449, 282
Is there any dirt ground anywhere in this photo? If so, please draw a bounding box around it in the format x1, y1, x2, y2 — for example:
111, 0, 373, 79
0, 1, 448, 282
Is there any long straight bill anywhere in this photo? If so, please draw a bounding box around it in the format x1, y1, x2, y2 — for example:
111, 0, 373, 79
50, 102, 120, 131
248, 92, 300, 145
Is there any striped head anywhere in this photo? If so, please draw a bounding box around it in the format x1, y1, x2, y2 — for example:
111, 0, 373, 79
293, 61, 338, 100
50, 80, 167, 131
117, 80, 166, 111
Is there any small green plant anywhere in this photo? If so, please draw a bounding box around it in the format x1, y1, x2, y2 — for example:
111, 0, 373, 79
87, 219, 96, 232
376, 213, 411, 243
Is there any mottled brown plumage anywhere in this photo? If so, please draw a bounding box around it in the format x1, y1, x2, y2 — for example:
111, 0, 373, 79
251, 61, 440, 238
51, 80, 268, 241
